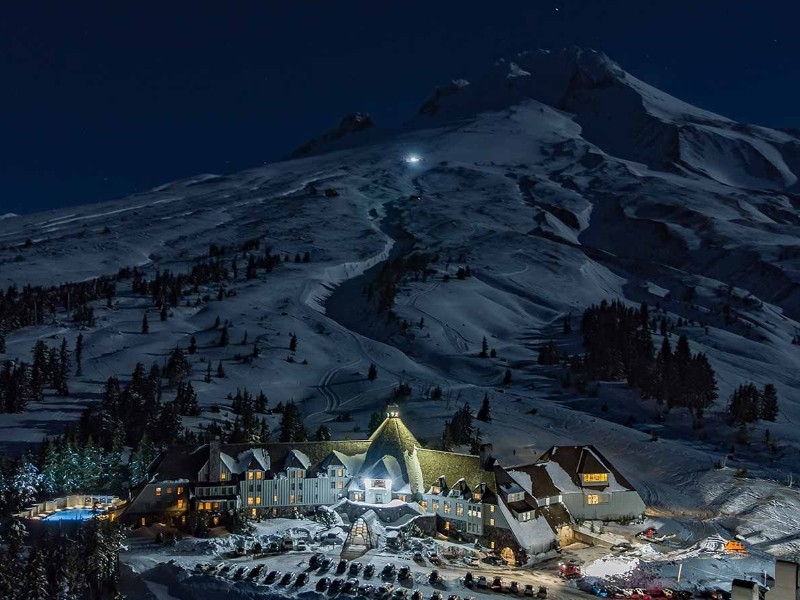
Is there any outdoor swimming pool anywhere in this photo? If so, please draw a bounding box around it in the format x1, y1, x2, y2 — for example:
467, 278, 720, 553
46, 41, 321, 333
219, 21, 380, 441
43, 508, 104, 521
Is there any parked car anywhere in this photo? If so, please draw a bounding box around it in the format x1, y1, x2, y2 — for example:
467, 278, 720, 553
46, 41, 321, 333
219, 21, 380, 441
321, 557, 333, 571
524, 584, 535, 597
430, 593, 442, 600
399, 565, 411, 580
295, 572, 309, 587
296, 541, 307, 551
310, 552, 325, 569
464, 572, 474, 588
330, 578, 344, 593
364, 563, 376, 578
343, 578, 359, 594
393, 589, 408, 599
412, 590, 423, 600
477, 576, 488, 590
377, 584, 394, 599
382, 564, 396, 579
359, 584, 376, 596
491, 577, 503, 591
413, 552, 425, 564
349, 561, 363, 575
447, 595, 462, 600
279, 572, 294, 586
337, 559, 349, 574
267, 542, 279, 553
233, 566, 247, 579
264, 570, 280, 584
509, 581, 521, 595
537, 586, 548, 598
248, 564, 264, 578
429, 570, 441, 585
219, 564, 231, 575
317, 577, 331, 591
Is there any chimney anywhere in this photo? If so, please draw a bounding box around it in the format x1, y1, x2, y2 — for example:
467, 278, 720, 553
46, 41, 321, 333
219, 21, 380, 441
767, 561, 799, 600
209, 437, 221, 483
479, 444, 494, 470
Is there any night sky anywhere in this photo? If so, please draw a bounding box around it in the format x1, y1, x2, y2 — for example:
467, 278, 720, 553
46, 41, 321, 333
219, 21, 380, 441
2, 2, 797, 215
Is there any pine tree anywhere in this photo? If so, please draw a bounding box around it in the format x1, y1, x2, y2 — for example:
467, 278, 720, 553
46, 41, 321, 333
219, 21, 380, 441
242, 330, 248, 345
480, 336, 489, 358
315, 425, 331, 441
279, 401, 307, 442
367, 363, 378, 382
141, 312, 149, 334
0, 333, 5, 354
502, 368, 512, 386
75, 333, 84, 376
160, 304, 168, 321
761, 383, 779, 422
188, 335, 197, 354
252, 342, 260, 358
23, 542, 49, 600
204, 362, 212, 383
218, 324, 230, 347
368, 411, 383, 435
213, 315, 221, 329
477, 393, 492, 422
289, 334, 298, 353
54, 338, 70, 396
216, 361, 225, 378
563, 313, 572, 334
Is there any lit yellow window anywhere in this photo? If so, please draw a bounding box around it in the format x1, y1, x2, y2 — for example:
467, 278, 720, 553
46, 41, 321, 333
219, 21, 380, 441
220, 472, 227, 480
155, 487, 162, 496
177, 487, 183, 494
256, 472, 263, 480
587, 494, 600, 505
443, 521, 450, 531
248, 472, 254, 480
290, 495, 295, 503
490, 541, 495, 549
255, 497, 261, 504
583, 473, 608, 483
337, 469, 343, 477
420, 500, 428, 512
204, 502, 211, 510
298, 471, 304, 479
432, 501, 439, 512
444, 502, 451, 515
489, 518, 495, 526
338, 481, 343, 489
251, 508, 257, 518
247, 497, 254, 506
177, 499, 185, 509
273, 495, 278, 503
473, 492, 481, 501
213, 502, 220, 510
456, 504, 464, 517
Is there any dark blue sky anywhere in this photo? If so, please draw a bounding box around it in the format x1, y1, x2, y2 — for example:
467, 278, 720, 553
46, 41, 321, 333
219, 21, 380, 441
2, 2, 797, 214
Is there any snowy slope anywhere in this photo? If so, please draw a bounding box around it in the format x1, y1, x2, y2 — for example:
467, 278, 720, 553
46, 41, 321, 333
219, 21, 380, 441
2, 48, 800, 560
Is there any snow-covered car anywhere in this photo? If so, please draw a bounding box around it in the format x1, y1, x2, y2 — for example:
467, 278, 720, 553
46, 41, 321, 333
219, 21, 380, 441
247, 564, 264, 578
412, 590, 423, 600
359, 583, 376, 596
429, 570, 442, 585
343, 578, 360, 594
279, 572, 294, 586
382, 564, 396, 579
413, 552, 425, 564
317, 577, 331, 591
337, 559, 349, 574
322, 557, 333, 571
296, 541, 307, 551
232, 566, 247, 579
398, 565, 411, 580
364, 563, 376, 577
476, 576, 488, 589
430, 593, 442, 600
310, 552, 325, 568
295, 572, 309, 587
491, 577, 503, 591
349, 561, 363, 575
330, 578, 344, 593
447, 595, 462, 600
393, 589, 408, 599
377, 584, 394, 599
509, 581, 521, 595
463, 572, 474, 588
265, 570, 280, 584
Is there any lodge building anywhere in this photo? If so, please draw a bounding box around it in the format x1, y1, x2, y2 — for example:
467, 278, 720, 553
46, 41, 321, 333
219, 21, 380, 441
125, 404, 645, 563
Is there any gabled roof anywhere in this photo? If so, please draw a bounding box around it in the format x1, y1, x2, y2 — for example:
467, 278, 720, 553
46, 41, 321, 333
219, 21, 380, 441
284, 449, 311, 470
505, 464, 561, 499
150, 445, 208, 482
417, 448, 495, 493
536, 445, 636, 491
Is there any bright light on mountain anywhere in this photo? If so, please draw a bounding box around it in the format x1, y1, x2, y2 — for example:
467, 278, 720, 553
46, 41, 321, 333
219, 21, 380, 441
404, 155, 421, 164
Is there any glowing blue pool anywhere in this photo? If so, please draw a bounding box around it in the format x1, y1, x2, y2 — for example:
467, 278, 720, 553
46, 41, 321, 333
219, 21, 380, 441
43, 508, 103, 521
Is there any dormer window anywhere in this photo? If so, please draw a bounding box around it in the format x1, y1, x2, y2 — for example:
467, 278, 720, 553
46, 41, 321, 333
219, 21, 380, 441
220, 472, 227, 481
583, 473, 608, 484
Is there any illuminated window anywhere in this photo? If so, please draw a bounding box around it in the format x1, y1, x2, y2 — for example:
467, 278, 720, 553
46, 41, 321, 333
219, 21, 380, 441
248, 472, 254, 480
444, 502, 452, 515
256, 471, 263, 480
155, 487, 162, 496
273, 495, 278, 503
204, 502, 212, 510
251, 508, 257, 518
432, 500, 439, 512
490, 541, 495, 549
247, 497, 254, 506
338, 481, 343, 489
490, 505, 495, 513
337, 469, 343, 477
177, 499, 185, 509
489, 518, 495, 526
420, 500, 428, 512
473, 492, 481, 501
166, 487, 173, 494
220, 472, 227, 480
290, 495, 295, 504
456, 504, 464, 517
587, 494, 599, 505
177, 487, 183, 494
298, 471, 304, 479
444, 521, 450, 531
432, 486, 441, 494
213, 502, 220, 510
256, 497, 261, 505
583, 473, 608, 484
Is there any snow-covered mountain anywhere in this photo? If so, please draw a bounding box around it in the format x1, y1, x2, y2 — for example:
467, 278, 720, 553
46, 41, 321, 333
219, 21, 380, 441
2, 47, 800, 558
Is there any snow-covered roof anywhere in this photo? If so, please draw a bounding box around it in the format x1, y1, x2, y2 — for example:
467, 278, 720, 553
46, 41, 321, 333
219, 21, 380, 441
496, 497, 557, 552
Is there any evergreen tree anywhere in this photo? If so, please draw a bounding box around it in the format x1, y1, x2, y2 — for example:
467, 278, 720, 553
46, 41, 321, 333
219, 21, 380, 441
761, 383, 779, 422
368, 411, 383, 435
0, 333, 5, 354
255, 391, 268, 413
289, 333, 298, 353
216, 360, 225, 378
480, 336, 489, 358
477, 393, 492, 422
74, 332, 84, 376
54, 338, 70, 396
315, 424, 332, 441
367, 363, 378, 382
204, 362, 212, 383
188, 335, 197, 355
502, 368, 512, 386
252, 342, 260, 358
727, 383, 761, 425
279, 401, 307, 442
141, 312, 149, 334
218, 324, 230, 347
160, 304, 168, 321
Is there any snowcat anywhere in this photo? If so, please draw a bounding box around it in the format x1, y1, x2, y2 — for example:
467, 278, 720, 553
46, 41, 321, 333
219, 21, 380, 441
558, 560, 583, 579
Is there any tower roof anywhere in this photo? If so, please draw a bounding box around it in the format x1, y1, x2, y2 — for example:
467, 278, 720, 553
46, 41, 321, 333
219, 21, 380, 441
359, 412, 423, 492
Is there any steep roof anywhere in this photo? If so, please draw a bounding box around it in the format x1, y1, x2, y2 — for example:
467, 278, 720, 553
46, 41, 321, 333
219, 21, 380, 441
359, 416, 424, 492
417, 448, 496, 493
505, 464, 561, 498
150, 445, 208, 482
537, 445, 636, 491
